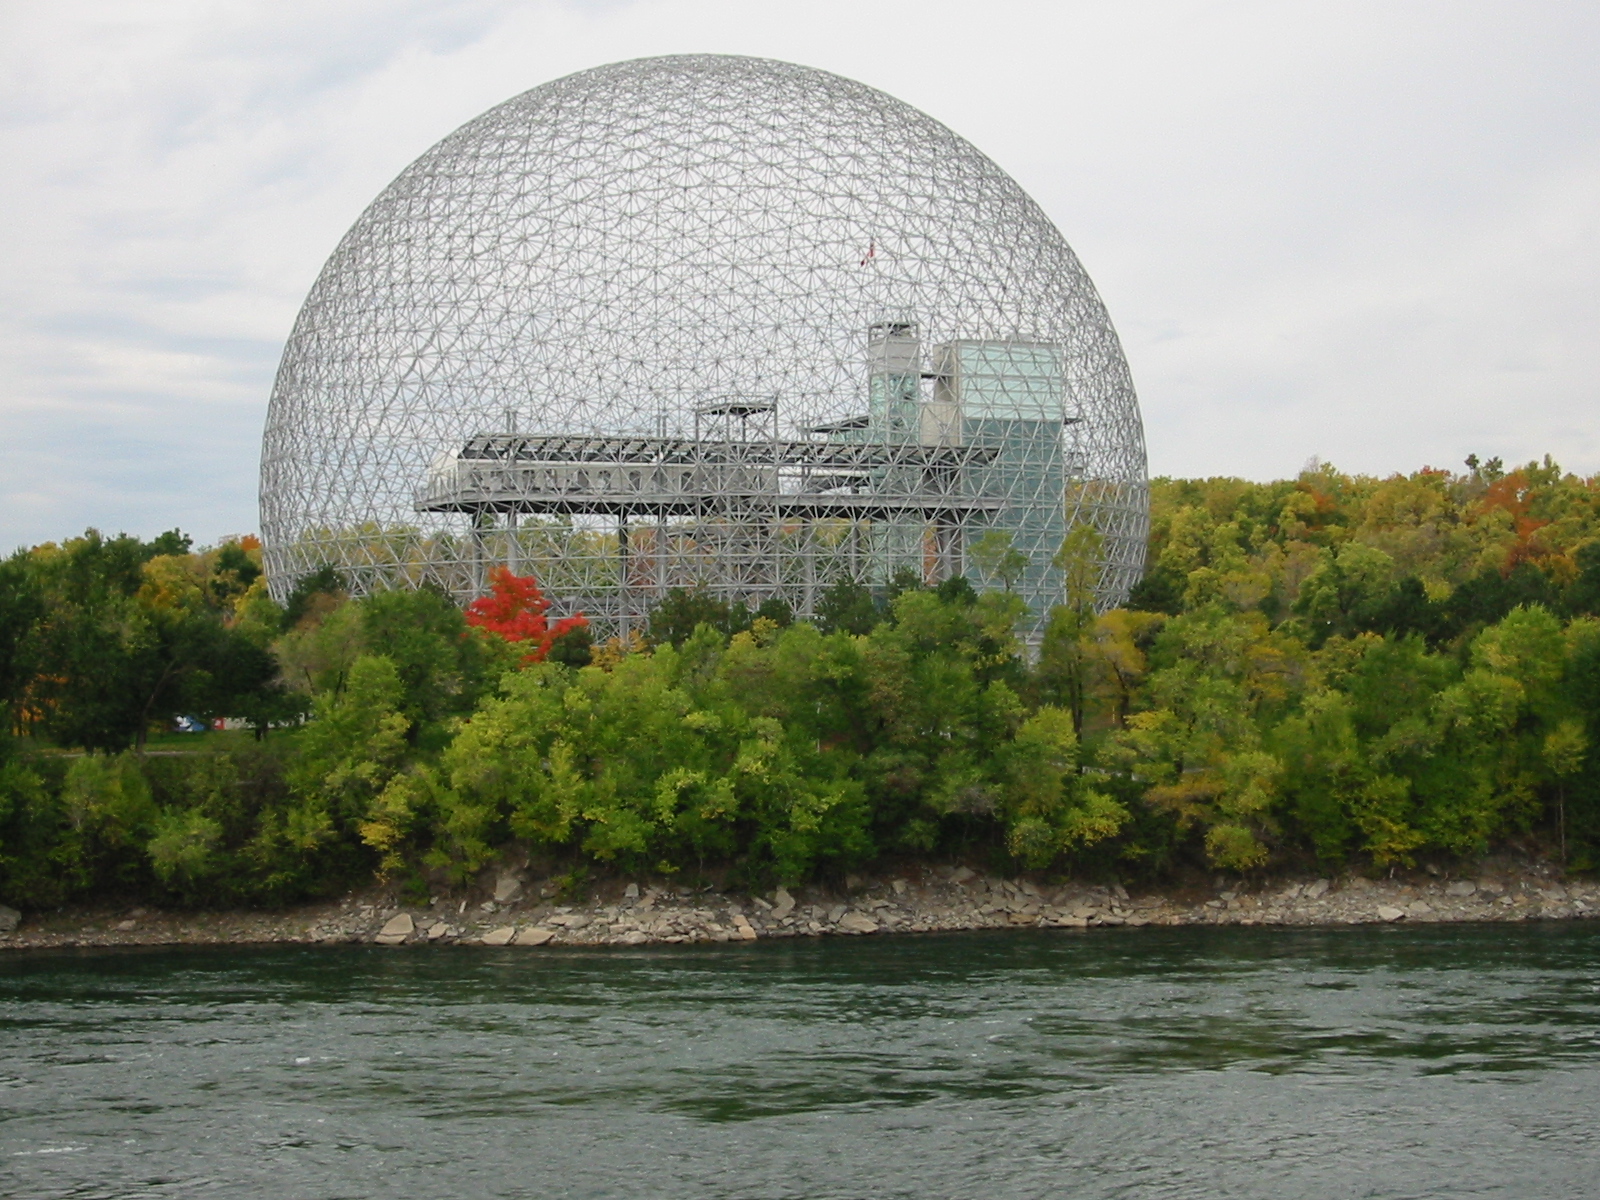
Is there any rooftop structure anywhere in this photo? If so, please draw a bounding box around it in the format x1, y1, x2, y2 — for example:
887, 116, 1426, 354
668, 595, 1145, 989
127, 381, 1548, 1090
260, 54, 1148, 637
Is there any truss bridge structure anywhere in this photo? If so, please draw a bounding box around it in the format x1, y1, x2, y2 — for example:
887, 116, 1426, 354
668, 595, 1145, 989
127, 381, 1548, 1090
415, 398, 1017, 631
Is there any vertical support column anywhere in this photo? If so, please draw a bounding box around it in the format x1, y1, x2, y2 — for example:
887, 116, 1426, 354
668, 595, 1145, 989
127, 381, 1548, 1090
617, 515, 630, 639
655, 510, 668, 599
802, 519, 816, 618
501, 409, 520, 588
469, 508, 488, 597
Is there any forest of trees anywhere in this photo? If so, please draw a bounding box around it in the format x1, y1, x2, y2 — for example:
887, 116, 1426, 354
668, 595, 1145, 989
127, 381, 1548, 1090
3, 453, 1600, 910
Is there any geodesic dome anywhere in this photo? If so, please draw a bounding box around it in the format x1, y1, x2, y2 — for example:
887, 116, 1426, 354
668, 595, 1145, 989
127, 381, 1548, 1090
260, 54, 1147, 638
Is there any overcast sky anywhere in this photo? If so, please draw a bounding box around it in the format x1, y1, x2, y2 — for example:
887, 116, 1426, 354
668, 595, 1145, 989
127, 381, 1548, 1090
1, 0, 1596, 551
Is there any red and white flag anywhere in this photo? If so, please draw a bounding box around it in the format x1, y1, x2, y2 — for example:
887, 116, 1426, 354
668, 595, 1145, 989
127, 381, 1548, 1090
859, 240, 876, 266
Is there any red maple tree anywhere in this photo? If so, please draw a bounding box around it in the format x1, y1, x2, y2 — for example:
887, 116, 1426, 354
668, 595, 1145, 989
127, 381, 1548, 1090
464, 567, 588, 663
1479, 470, 1553, 573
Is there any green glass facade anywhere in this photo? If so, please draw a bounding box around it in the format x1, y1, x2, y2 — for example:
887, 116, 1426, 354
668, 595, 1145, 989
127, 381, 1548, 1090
936, 340, 1069, 606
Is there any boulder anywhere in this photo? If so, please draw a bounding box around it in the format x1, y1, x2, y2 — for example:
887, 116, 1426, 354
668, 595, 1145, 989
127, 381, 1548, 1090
376, 913, 414, 944
1304, 879, 1330, 899
836, 911, 878, 934
0, 904, 20, 934
481, 925, 516, 945
623, 882, 640, 900
1444, 881, 1477, 897
771, 887, 796, 919
493, 873, 523, 904
513, 926, 555, 946
949, 867, 976, 884
1376, 906, 1405, 922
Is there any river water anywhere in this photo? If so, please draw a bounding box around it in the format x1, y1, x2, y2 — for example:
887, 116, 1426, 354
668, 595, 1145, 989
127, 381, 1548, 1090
3, 923, 1599, 1199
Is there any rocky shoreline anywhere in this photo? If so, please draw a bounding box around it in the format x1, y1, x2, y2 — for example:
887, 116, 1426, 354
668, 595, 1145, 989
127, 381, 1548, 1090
3, 862, 1597, 952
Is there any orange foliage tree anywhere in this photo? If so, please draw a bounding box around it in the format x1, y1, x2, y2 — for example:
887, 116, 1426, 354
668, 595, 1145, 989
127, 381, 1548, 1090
464, 567, 587, 663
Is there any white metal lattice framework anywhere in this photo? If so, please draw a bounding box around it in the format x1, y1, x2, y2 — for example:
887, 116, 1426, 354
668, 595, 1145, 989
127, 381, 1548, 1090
260, 54, 1148, 638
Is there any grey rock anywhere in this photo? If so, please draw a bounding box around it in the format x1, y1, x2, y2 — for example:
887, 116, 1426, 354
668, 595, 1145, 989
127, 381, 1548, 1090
0, 904, 23, 933
378, 913, 414, 939
623, 882, 640, 900
949, 867, 976, 884
837, 911, 879, 934
481, 926, 516, 945
1376, 906, 1406, 922
493, 873, 523, 903
771, 887, 796, 919
514, 926, 555, 946
1304, 879, 1331, 899
1444, 881, 1476, 897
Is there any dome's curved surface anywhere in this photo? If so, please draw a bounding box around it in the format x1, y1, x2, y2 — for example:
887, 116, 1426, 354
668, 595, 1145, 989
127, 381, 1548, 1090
260, 54, 1147, 631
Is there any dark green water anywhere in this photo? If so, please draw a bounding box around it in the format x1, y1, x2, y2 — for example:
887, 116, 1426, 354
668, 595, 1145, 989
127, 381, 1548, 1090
4, 924, 1600, 1199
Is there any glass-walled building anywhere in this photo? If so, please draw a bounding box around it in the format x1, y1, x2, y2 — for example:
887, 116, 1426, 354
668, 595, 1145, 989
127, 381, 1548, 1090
934, 340, 1076, 606
858, 317, 1077, 615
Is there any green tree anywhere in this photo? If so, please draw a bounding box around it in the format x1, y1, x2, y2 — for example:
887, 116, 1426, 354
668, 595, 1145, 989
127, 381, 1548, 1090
1294, 543, 1397, 646
647, 587, 732, 647
288, 655, 411, 875
971, 529, 1028, 592
814, 578, 879, 635
997, 707, 1127, 867
361, 586, 495, 735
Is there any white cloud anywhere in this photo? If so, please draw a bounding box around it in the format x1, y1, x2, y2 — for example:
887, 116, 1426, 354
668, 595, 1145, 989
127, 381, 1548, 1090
1, 0, 1596, 549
